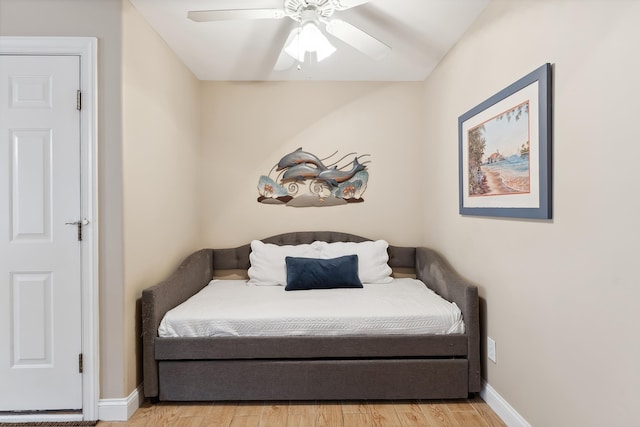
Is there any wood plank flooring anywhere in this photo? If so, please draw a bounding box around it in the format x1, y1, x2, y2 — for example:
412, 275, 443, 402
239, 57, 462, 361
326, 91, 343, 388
97, 396, 506, 427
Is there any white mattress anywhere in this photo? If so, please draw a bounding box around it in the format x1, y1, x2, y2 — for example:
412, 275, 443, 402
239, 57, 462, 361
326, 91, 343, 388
158, 278, 464, 338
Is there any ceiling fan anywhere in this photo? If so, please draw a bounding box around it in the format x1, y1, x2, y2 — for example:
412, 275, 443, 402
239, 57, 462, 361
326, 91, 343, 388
187, 0, 391, 69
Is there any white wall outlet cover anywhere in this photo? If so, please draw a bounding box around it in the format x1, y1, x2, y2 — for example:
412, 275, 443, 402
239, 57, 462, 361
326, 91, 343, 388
487, 337, 497, 363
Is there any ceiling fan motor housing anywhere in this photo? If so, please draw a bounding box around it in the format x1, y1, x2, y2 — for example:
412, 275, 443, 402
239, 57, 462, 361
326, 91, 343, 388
284, 0, 338, 21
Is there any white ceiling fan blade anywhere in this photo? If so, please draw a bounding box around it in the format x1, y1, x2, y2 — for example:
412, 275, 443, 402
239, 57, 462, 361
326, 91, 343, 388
333, 0, 371, 11
273, 28, 299, 71
187, 9, 285, 22
325, 19, 390, 60
274, 50, 297, 71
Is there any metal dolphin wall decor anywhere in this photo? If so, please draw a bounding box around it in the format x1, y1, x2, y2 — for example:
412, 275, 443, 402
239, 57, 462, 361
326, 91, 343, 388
257, 148, 370, 207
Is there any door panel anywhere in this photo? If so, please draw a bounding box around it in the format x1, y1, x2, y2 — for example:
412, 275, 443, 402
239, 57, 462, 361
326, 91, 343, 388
0, 55, 82, 411
11, 272, 53, 367
11, 129, 52, 240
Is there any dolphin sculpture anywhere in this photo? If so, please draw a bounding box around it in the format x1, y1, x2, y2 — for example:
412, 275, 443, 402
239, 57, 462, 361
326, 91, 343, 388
281, 163, 322, 181
276, 147, 327, 171
316, 158, 367, 187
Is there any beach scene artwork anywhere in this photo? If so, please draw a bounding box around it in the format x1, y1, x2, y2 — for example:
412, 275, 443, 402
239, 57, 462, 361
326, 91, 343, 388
467, 100, 531, 197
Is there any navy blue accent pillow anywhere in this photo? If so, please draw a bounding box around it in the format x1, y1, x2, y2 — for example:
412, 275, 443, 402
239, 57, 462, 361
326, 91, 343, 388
284, 255, 363, 291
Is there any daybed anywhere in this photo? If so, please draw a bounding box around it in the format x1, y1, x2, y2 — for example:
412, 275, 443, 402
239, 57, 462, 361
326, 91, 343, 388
142, 231, 481, 402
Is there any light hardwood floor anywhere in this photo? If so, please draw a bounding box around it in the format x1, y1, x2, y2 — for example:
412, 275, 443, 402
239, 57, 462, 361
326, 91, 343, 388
97, 396, 506, 427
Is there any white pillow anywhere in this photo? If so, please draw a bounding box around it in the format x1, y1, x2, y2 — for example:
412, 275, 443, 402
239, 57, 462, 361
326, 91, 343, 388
247, 240, 323, 285
319, 240, 393, 284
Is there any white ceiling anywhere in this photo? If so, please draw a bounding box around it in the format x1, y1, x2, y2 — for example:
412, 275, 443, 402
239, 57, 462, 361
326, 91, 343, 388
129, 0, 490, 81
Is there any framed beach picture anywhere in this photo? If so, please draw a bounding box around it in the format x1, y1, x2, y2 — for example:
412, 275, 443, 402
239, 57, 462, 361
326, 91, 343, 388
458, 63, 552, 219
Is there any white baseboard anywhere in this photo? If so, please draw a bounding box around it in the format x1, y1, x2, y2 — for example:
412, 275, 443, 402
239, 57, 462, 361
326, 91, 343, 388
481, 380, 531, 427
98, 383, 143, 421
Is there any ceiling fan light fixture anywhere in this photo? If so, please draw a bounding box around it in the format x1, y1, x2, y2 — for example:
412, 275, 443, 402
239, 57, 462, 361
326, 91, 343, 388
284, 21, 336, 62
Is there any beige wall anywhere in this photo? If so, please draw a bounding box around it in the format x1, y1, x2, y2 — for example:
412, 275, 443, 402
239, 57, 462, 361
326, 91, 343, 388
0, 0, 126, 399
199, 81, 425, 247
121, 0, 201, 393
421, 1, 640, 425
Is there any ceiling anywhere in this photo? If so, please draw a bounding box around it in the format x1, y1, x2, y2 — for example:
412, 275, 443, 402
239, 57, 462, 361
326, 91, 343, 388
129, 0, 490, 81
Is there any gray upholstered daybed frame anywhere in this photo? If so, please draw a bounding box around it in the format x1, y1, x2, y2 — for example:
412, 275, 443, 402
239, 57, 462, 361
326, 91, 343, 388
142, 231, 481, 402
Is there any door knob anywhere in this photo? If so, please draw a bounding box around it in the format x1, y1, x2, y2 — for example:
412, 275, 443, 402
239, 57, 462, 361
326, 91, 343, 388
65, 219, 89, 226
64, 219, 89, 240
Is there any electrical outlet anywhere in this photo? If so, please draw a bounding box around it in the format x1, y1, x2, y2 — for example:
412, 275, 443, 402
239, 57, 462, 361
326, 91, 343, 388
487, 337, 497, 363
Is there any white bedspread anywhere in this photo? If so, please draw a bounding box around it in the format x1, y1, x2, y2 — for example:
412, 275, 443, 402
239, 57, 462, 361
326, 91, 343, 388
158, 278, 464, 337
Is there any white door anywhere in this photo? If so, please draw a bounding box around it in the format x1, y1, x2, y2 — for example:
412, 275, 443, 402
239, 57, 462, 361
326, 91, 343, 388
0, 55, 83, 411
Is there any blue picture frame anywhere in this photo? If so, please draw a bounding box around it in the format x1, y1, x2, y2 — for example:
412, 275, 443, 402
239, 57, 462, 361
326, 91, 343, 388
458, 63, 552, 219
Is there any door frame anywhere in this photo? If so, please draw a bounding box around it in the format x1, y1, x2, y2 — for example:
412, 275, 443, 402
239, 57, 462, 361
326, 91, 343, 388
0, 37, 99, 422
